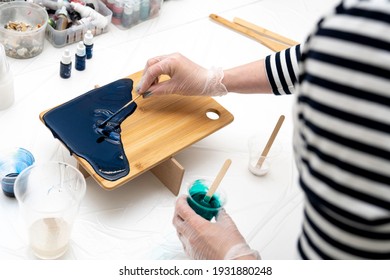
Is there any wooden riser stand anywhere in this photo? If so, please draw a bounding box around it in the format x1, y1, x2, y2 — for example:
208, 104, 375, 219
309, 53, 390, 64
41, 71, 234, 195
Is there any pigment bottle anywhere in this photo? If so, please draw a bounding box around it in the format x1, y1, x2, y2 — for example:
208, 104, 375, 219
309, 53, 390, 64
60, 49, 72, 79
122, 2, 134, 28
55, 6, 69, 31
75, 41, 86, 71
71, 2, 109, 29
106, 0, 115, 10
133, 0, 140, 25
84, 30, 94, 59
140, 0, 150, 21
112, 0, 124, 25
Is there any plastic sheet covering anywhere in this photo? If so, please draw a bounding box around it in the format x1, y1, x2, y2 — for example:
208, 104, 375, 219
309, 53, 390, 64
0, 0, 340, 259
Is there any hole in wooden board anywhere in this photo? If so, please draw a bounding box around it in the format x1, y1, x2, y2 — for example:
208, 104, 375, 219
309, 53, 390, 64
206, 109, 220, 120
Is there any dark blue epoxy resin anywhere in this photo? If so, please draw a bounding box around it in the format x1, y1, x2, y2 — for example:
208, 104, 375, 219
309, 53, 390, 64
43, 78, 137, 181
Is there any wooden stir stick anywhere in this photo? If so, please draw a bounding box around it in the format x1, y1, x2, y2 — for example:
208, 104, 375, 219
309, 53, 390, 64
203, 159, 232, 203
233, 17, 299, 47
209, 14, 288, 52
256, 115, 285, 169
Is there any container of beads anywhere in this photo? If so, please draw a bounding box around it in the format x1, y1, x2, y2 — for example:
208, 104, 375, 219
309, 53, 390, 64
102, 0, 163, 30
0, 1, 48, 59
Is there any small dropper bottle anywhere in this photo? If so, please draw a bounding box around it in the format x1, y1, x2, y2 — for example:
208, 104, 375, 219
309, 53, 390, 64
84, 30, 94, 59
75, 41, 86, 71
60, 49, 72, 79
122, 1, 134, 28
112, 0, 124, 25
55, 6, 69, 31
0, 43, 14, 110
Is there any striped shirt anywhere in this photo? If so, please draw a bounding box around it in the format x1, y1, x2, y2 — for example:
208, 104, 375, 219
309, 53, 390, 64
265, 0, 390, 259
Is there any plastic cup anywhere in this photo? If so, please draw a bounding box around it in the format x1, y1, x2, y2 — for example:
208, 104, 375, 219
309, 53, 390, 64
0, 147, 35, 197
248, 134, 282, 176
14, 161, 86, 259
187, 179, 226, 221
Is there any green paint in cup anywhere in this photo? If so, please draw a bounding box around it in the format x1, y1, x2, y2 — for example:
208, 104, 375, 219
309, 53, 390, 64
187, 179, 225, 221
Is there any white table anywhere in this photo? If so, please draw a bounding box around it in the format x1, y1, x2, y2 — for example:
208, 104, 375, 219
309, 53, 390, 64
0, 0, 340, 260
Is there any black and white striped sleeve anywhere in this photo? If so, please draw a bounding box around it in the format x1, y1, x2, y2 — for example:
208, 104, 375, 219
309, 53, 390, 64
265, 44, 302, 95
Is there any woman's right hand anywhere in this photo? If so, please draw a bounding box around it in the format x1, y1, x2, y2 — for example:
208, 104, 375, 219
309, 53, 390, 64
136, 53, 228, 97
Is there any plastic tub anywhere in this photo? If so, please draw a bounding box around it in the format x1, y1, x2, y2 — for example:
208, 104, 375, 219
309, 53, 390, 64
0, 1, 48, 59
103, 0, 163, 30
45, 0, 112, 48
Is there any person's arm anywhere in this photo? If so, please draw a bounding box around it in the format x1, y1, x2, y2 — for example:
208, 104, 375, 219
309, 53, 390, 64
136, 45, 302, 97
222, 60, 272, 94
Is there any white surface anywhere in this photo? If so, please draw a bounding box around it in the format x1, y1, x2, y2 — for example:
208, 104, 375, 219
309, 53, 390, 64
0, 0, 340, 260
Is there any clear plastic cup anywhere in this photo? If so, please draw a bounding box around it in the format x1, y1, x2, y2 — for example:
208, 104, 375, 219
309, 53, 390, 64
248, 134, 282, 176
187, 179, 226, 221
14, 161, 86, 259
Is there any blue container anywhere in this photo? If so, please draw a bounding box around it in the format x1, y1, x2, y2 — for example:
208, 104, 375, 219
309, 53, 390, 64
0, 148, 35, 197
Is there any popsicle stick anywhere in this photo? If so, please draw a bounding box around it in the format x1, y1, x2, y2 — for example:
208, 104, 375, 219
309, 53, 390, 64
203, 159, 232, 203
256, 115, 285, 169
209, 14, 288, 52
233, 17, 298, 47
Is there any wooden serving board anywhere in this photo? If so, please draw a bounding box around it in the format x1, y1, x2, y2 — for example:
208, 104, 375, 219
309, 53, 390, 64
40, 71, 234, 191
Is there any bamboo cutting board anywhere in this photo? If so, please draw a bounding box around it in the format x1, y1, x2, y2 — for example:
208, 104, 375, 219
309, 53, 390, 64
40, 71, 234, 190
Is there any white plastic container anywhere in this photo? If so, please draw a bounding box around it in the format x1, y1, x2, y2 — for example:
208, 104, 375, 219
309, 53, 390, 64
0, 43, 14, 110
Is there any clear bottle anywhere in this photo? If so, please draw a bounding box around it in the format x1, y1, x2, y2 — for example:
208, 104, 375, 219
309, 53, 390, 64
133, 0, 140, 25
0, 43, 14, 111
112, 0, 124, 25
140, 0, 150, 21
122, 1, 134, 28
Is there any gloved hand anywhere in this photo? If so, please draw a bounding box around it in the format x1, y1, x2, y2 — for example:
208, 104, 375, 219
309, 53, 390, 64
136, 53, 228, 97
172, 195, 261, 260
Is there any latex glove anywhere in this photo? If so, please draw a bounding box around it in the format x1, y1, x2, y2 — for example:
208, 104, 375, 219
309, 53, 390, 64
136, 53, 228, 97
173, 195, 261, 260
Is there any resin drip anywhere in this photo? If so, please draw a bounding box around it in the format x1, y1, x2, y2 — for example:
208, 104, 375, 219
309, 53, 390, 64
42, 78, 137, 181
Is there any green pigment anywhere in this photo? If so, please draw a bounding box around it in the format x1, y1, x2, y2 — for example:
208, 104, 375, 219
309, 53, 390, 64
187, 179, 222, 221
